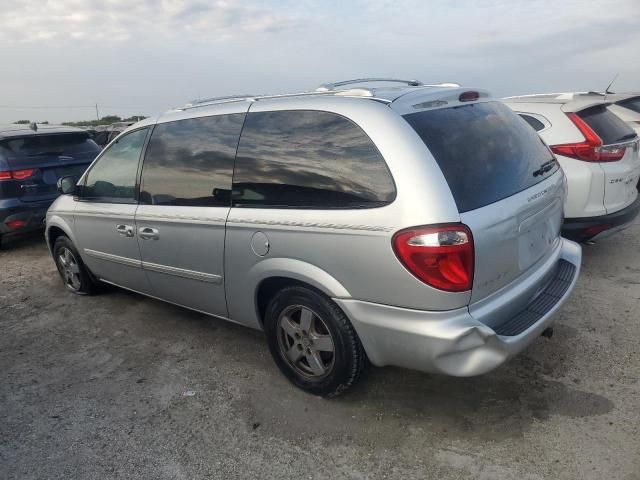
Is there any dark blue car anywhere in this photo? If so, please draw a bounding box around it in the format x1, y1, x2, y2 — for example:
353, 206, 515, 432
0, 124, 100, 245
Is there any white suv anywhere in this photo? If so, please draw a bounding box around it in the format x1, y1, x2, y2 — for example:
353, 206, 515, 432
504, 94, 640, 242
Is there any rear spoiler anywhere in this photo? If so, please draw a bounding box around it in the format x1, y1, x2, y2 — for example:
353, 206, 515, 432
560, 99, 612, 113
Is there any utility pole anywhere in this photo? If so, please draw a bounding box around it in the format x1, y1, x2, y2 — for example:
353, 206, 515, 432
95, 103, 100, 121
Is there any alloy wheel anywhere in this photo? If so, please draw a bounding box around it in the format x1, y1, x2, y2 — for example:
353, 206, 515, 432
57, 247, 82, 291
277, 305, 335, 378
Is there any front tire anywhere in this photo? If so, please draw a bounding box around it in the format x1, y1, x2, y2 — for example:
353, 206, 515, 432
53, 236, 94, 295
264, 286, 366, 397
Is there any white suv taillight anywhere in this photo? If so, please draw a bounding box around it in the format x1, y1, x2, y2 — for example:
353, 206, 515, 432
550, 112, 626, 162
392, 224, 474, 292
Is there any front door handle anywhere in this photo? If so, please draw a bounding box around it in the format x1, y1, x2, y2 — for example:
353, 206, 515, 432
116, 224, 134, 237
139, 227, 160, 240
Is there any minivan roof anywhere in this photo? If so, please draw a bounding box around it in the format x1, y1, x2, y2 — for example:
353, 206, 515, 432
178, 79, 470, 111
0, 124, 88, 140
130, 79, 492, 133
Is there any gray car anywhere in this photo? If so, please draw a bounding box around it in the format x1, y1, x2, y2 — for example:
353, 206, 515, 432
46, 79, 582, 396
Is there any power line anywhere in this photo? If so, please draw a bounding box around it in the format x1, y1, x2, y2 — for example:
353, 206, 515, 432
0, 105, 155, 110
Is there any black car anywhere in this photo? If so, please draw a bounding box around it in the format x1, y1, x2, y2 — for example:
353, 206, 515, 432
0, 124, 100, 245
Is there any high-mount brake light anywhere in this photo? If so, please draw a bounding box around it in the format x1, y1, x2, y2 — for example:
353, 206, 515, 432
459, 91, 479, 102
392, 224, 474, 292
549, 112, 626, 162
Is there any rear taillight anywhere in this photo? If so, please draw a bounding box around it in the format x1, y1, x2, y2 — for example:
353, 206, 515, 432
5, 219, 26, 229
392, 224, 474, 292
550, 112, 625, 162
12, 169, 36, 180
0, 169, 36, 180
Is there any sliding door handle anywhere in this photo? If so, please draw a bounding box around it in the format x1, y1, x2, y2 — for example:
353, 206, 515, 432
139, 227, 160, 240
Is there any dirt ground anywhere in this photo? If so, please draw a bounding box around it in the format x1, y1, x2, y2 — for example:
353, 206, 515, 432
1, 220, 639, 480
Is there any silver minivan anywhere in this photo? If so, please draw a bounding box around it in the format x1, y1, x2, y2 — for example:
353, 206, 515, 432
46, 79, 582, 396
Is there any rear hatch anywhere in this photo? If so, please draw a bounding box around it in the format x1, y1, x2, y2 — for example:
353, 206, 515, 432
402, 98, 564, 303
569, 104, 640, 214
0, 132, 100, 202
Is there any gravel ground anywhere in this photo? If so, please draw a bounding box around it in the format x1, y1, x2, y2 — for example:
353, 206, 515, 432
1, 221, 639, 480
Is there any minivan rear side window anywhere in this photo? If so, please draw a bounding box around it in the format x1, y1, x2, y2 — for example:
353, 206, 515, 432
140, 114, 245, 207
403, 101, 557, 213
577, 105, 636, 145
232, 110, 396, 209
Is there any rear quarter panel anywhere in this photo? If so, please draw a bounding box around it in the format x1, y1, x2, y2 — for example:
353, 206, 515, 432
224, 97, 470, 328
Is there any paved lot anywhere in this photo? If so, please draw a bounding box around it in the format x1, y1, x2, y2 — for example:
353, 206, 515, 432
1, 221, 639, 480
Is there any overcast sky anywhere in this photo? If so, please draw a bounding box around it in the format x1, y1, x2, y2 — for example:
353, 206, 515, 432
1, 0, 639, 123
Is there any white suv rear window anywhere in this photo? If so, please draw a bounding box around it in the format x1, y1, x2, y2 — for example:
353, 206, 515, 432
577, 105, 636, 145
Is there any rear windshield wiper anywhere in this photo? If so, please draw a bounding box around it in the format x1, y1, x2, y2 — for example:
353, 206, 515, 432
533, 159, 557, 177
27, 150, 65, 157
615, 133, 638, 143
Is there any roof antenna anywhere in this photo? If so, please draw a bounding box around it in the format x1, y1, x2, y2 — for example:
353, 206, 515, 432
604, 73, 619, 99
29, 122, 38, 132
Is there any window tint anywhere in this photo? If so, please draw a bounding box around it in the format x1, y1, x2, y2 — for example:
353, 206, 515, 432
233, 110, 395, 208
403, 101, 557, 213
617, 97, 640, 114
0, 133, 100, 159
92, 131, 109, 147
577, 105, 636, 144
81, 128, 148, 203
141, 114, 244, 207
519, 114, 545, 132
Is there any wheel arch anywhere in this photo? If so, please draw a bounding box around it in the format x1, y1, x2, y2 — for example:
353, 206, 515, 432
45, 216, 76, 253
249, 258, 352, 327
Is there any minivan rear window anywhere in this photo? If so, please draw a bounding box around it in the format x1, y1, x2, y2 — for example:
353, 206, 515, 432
0, 133, 99, 159
577, 105, 636, 144
403, 101, 556, 213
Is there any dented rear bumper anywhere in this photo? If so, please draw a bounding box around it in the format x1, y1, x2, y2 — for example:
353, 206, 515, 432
336, 238, 581, 376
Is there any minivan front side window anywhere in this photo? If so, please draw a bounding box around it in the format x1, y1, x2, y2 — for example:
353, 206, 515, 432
232, 110, 396, 209
80, 128, 148, 203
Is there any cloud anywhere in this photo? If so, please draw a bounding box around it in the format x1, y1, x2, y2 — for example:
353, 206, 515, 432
0, 0, 301, 44
0, 0, 639, 123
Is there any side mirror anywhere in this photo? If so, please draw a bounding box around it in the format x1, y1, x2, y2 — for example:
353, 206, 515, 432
57, 176, 78, 195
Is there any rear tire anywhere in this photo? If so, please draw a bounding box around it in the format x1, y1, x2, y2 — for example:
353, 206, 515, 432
53, 236, 94, 295
264, 286, 366, 397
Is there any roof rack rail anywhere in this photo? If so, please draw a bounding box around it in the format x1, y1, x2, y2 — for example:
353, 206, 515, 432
317, 78, 424, 91
425, 82, 461, 88
254, 88, 378, 101
183, 94, 256, 108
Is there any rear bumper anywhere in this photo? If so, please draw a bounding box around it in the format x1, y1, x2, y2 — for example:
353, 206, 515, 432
336, 238, 581, 377
562, 194, 640, 242
0, 199, 52, 238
